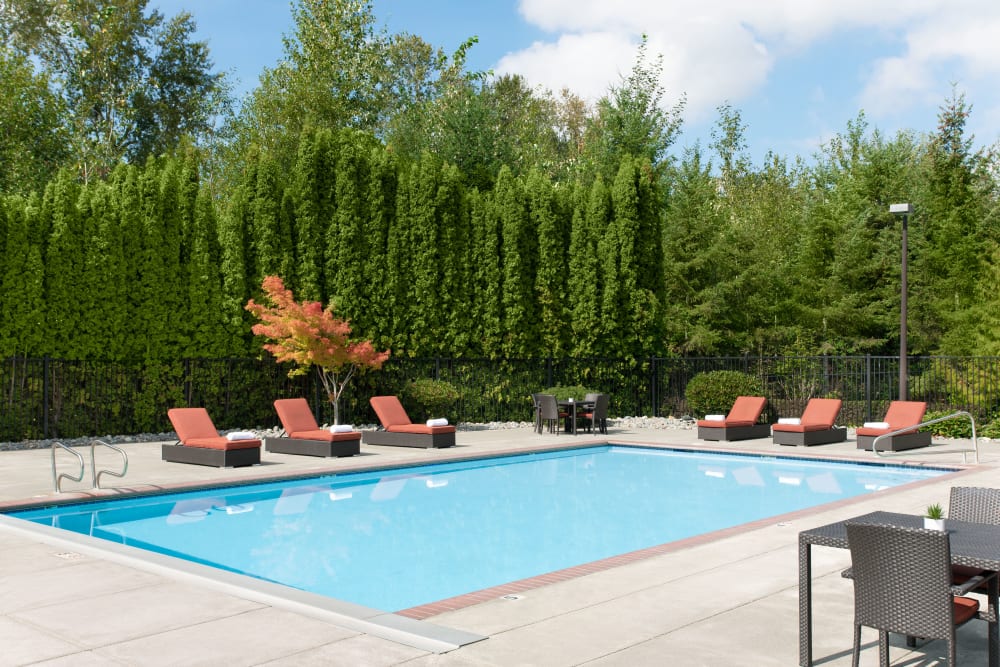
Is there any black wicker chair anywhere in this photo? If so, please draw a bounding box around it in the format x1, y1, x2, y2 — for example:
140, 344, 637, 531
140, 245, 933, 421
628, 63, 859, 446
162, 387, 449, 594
536, 394, 567, 434
843, 522, 992, 666
949, 486, 1000, 587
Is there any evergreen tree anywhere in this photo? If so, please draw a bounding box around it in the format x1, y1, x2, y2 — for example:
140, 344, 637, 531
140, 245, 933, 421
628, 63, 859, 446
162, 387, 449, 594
497, 167, 538, 357
529, 169, 568, 355
327, 132, 373, 330
42, 171, 84, 357
568, 180, 603, 356
290, 128, 334, 301
915, 92, 987, 354
436, 162, 471, 354
469, 189, 503, 356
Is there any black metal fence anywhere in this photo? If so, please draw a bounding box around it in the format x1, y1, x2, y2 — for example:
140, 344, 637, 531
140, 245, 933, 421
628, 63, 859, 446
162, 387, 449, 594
2, 355, 999, 442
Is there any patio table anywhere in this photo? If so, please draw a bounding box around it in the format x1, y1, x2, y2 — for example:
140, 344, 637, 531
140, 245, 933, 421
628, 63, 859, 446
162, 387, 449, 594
799, 510, 1000, 666
558, 400, 594, 435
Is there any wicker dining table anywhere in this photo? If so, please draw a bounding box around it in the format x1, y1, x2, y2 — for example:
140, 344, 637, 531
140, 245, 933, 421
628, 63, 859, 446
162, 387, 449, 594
799, 510, 1000, 666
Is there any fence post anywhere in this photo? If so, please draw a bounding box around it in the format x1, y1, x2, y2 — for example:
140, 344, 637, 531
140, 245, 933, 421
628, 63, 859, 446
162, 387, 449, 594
435, 356, 440, 381
650, 357, 658, 417
546, 357, 553, 388
865, 354, 872, 423
43, 356, 50, 439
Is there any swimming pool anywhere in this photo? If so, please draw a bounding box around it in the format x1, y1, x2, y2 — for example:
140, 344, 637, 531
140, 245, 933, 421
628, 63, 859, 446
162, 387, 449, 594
8, 445, 947, 612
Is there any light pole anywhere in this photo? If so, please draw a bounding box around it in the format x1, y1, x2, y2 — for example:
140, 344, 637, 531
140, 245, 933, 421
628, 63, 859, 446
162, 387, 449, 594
889, 203, 913, 400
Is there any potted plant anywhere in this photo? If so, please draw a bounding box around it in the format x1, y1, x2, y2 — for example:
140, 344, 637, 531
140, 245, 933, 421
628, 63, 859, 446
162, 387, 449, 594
924, 503, 946, 531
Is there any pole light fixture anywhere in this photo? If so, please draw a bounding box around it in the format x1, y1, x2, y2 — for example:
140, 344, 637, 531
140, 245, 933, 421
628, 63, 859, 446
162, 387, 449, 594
889, 203, 913, 400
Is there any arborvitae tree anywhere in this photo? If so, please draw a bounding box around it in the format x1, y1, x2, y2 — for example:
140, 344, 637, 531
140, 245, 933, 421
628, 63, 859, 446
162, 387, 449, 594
608, 159, 643, 356
186, 188, 230, 356
153, 160, 189, 359
289, 129, 329, 301
567, 180, 603, 355
404, 153, 444, 355
363, 146, 397, 349
385, 161, 415, 352
78, 182, 125, 359
218, 154, 259, 355
436, 162, 470, 354
42, 171, 84, 357
327, 132, 373, 330
497, 166, 538, 357
114, 165, 147, 360
251, 156, 289, 286
529, 169, 568, 355
469, 188, 503, 356
0, 197, 46, 356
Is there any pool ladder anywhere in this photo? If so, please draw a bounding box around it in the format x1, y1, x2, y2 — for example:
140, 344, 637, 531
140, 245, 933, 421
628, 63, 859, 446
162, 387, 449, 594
51, 439, 129, 493
871, 410, 979, 464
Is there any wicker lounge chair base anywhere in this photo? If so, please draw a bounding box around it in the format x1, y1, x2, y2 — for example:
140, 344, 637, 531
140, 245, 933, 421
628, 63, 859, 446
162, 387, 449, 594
773, 427, 848, 446
264, 436, 360, 457
363, 430, 455, 449
697, 423, 771, 442
161, 443, 260, 467
856, 431, 931, 451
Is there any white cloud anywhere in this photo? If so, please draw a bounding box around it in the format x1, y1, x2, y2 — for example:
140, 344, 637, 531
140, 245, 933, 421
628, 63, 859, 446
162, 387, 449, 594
500, 0, 1000, 134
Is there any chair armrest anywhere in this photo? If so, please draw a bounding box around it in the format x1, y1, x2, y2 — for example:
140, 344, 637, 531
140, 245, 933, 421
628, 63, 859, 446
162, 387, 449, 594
953, 568, 998, 596
952, 576, 986, 595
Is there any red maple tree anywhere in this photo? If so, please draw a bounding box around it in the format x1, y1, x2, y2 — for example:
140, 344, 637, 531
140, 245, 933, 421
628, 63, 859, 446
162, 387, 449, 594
246, 276, 390, 424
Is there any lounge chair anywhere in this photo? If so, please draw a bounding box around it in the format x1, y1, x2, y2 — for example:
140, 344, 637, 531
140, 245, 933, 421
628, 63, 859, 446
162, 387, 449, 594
771, 398, 847, 446
855, 400, 931, 451
364, 395, 456, 448
696, 396, 770, 441
164, 407, 261, 467
265, 398, 361, 457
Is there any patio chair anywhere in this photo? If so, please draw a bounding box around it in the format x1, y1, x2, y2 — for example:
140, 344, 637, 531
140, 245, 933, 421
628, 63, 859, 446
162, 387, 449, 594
949, 486, 1000, 588
771, 398, 847, 446
264, 398, 361, 457
164, 407, 261, 468
696, 396, 770, 442
536, 394, 568, 434
364, 395, 456, 448
843, 521, 991, 666
580, 393, 609, 434
530, 393, 545, 433
855, 400, 931, 451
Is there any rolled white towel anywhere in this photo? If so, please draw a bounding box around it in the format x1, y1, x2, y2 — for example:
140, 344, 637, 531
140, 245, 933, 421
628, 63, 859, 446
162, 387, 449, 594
778, 418, 801, 425
863, 421, 890, 429
704, 414, 725, 422
426, 417, 449, 427
329, 424, 354, 433
225, 430, 256, 441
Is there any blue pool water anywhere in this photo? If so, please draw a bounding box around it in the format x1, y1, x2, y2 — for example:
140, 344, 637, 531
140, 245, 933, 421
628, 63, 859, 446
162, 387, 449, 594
10, 445, 947, 611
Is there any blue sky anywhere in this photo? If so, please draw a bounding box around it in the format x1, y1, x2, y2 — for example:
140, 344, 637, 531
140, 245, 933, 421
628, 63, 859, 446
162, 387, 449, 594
154, 0, 1000, 166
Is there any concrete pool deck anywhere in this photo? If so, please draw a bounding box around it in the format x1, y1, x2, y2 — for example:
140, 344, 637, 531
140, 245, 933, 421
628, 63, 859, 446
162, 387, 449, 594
1, 424, 998, 666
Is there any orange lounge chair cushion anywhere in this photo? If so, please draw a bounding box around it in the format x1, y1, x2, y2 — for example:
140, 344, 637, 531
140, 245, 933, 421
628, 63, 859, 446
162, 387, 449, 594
168, 407, 261, 451
287, 428, 362, 442
953, 595, 980, 625
274, 398, 360, 441
855, 400, 927, 437
370, 395, 457, 434
772, 398, 842, 433
697, 396, 766, 428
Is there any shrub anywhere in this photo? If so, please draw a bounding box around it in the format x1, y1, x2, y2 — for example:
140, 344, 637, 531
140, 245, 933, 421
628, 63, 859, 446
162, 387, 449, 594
685, 370, 765, 417
543, 385, 595, 401
923, 409, 973, 438
400, 378, 460, 422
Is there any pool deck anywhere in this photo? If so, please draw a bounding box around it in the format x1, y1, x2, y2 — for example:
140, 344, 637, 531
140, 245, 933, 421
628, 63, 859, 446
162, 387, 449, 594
2, 425, 998, 666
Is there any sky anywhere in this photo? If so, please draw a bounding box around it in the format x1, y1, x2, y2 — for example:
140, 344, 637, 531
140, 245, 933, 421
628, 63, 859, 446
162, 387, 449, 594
153, 0, 1000, 166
